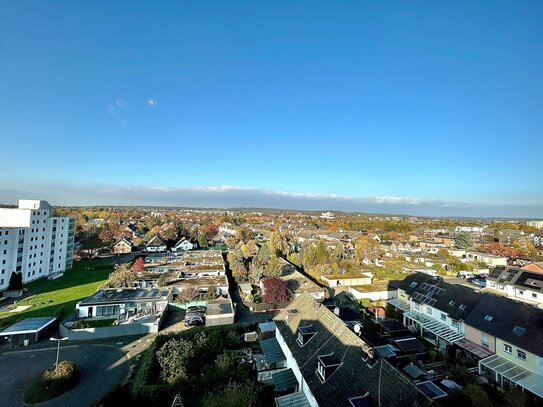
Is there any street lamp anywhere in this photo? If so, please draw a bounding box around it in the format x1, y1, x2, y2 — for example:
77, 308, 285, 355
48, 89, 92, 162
49, 337, 68, 370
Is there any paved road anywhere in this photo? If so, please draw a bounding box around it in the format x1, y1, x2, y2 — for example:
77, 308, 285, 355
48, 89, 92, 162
0, 343, 128, 407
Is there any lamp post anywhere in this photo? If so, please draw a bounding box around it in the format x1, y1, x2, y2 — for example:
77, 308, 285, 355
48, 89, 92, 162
49, 337, 68, 370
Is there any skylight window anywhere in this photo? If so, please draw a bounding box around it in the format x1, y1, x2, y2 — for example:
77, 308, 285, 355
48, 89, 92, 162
448, 300, 456, 306
410, 282, 418, 288
459, 304, 467, 310
484, 315, 494, 322
513, 326, 526, 336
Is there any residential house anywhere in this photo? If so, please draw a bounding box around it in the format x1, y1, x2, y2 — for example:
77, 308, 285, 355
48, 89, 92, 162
388, 273, 482, 350
498, 229, 529, 247
76, 288, 171, 320
272, 292, 435, 407
171, 237, 193, 252
485, 266, 543, 307
534, 235, 543, 247
347, 280, 399, 302
320, 273, 373, 288
280, 262, 326, 301
464, 295, 543, 398
433, 235, 456, 247
112, 237, 133, 254
464, 251, 508, 267
419, 241, 446, 254
145, 235, 166, 252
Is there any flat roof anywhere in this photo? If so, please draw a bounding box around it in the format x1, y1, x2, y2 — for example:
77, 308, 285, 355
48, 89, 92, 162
79, 288, 170, 305
1, 317, 56, 335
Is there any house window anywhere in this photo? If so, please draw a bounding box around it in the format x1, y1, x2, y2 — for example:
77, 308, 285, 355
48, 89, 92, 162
96, 305, 120, 316
451, 320, 459, 328
441, 313, 446, 321
532, 293, 538, 299
481, 334, 489, 348
484, 315, 494, 322
504, 343, 512, 354
414, 303, 420, 310
518, 290, 524, 295
426, 306, 432, 315
517, 350, 526, 361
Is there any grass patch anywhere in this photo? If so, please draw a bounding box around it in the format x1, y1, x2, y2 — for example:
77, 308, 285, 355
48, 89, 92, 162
0, 259, 114, 329
23, 360, 81, 404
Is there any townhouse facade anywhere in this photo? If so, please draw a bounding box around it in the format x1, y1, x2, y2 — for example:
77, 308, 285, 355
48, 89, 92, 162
486, 266, 543, 307
0, 199, 75, 290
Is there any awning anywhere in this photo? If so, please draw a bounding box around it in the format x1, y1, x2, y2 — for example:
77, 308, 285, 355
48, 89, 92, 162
454, 338, 494, 359
480, 354, 543, 398
404, 310, 463, 343
0, 317, 56, 335
272, 368, 298, 392
275, 391, 311, 407
387, 298, 411, 311
260, 337, 286, 364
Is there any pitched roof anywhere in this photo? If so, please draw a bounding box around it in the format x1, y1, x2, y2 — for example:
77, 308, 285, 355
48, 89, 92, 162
274, 293, 434, 407
396, 273, 483, 320
146, 234, 165, 247
521, 262, 543, 274
464, 294, 543, 357
113, 237, 133, 247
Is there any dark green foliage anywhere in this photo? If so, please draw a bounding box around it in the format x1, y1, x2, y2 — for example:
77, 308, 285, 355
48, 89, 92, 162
8, 271, 23, 290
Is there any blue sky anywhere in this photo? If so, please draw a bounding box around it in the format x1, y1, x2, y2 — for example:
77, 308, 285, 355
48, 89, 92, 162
1, 1, 542, 217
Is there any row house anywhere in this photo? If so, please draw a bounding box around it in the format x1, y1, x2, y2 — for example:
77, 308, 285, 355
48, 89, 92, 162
486, 266, 543, 307
388, 273, 482, 350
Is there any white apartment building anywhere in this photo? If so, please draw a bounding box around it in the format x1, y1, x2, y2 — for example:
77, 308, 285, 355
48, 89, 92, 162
527, 220, 543, 229
0, 200, 75, 291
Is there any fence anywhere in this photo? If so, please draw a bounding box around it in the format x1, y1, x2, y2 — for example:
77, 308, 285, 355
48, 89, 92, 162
60, 320, 159, 340
240, 297, 290, 312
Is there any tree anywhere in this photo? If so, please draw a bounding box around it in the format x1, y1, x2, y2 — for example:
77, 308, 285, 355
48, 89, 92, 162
8, 271, 23, 290
455, 232, 473, 249
261, 277, 289, 303
315, 239, 329, 264
504, 388, 527, 407
200, 224, 219, 239
302, 245, 318, 269
176, 287, 199, 305
264, 255, 283, 277
79, 233, 106, 258
156, 338, 195, 384
436, 248, 453, 259
268, 231, 289, 257
241, 240, 259, 259
354, 236, 380, 264
228, 249, 248, 281
235, 226, 254, 244
130, 257, 145, 273
332, 242, 344, 262
157, 274, 168, 287
466, 384, 492, 407
102, 264, 136, 288
198, 234, 209, 248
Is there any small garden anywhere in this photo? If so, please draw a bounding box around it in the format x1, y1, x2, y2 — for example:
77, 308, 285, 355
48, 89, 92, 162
23, 360, 81, 404
122, 324, 273, 406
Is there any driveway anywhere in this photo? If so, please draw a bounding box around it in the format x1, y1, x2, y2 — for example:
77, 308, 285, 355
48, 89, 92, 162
0, 343, 128, 407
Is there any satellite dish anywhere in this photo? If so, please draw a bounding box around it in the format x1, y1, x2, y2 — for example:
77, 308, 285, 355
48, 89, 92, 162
354, 323, 361, 334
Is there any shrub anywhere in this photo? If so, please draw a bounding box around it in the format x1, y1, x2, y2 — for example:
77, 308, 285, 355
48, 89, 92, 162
23, 361, 81, 404
72, 319, 89, 329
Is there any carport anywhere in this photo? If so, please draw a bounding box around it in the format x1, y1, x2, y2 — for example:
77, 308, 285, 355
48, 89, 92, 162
0, 317, 57, 346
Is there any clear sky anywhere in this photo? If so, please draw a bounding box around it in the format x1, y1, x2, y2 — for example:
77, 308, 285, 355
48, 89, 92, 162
1, 1, 542, 217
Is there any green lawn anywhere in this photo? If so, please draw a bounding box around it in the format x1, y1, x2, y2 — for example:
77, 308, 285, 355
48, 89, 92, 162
83, 318, 116, 328
0, 259, 114, 329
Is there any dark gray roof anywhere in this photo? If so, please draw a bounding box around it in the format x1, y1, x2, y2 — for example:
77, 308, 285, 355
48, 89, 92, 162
274, 293, 435, 407
397, 273, 482, 320
464, 294, 543, 357
79, 288, 170, 305
146, 235, 165, 247
488, 266, 543, 292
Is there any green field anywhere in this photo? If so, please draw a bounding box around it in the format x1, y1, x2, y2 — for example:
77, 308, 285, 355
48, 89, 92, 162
0, 259, 114, 329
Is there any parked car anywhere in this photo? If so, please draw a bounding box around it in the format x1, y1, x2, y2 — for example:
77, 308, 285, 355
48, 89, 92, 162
187, 305, 207, 313
186, 311, 205, 320
185, 315, 204, 327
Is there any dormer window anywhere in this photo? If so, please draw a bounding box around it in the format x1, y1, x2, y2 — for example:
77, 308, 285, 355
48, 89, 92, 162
297, 326, 316, 346
316, 353, 340, 382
